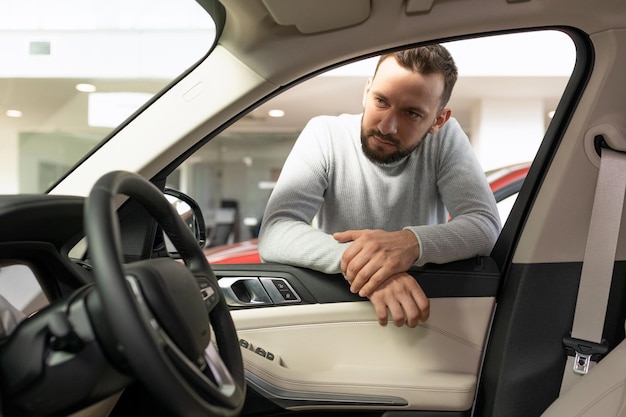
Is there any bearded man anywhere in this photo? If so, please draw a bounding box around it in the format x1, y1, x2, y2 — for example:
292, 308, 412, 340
258, 45, 501, 328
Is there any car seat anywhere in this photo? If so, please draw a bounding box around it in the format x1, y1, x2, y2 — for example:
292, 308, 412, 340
540, 323, 626, 417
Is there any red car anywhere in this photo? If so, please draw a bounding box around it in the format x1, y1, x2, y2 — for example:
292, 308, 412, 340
205, 162, 531, 264
204, 237, 262, 264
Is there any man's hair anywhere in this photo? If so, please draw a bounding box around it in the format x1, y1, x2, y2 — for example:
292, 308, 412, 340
374, 45, 458, 110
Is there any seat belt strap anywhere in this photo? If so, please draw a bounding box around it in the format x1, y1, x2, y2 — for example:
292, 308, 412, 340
560, 145, 626, 394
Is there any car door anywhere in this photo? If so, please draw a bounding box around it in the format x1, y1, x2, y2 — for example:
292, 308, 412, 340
169, 29, 580, 416
213, 260, 497, 415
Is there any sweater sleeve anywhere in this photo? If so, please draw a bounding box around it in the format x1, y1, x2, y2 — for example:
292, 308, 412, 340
405, 119, 502, 265
258, 117, 347, 274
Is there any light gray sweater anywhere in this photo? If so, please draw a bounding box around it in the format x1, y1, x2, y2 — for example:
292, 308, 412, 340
258, 113, 501, 274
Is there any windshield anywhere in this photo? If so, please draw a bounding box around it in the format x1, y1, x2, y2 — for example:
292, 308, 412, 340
0, 0, 215, 194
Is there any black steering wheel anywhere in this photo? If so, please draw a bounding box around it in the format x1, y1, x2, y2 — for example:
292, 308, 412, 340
85, 171, 245, 417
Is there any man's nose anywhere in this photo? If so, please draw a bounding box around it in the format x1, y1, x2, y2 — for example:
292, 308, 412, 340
378, 111, 398, 135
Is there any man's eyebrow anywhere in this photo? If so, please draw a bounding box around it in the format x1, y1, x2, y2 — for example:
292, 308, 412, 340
398, 101, 429, 116
371, 89, 388, 101
407, 105, 430, 115
371, 89, 430, 115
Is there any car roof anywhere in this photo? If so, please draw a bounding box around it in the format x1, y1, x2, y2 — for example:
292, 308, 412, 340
218, 0, 608, 87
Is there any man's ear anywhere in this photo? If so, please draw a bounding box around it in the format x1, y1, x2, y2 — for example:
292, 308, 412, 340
362, 77, 373, 108
428, 108, 452, 134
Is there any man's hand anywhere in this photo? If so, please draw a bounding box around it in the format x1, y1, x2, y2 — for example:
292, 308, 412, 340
367, 272, 430, 327
334, 229, 420, 296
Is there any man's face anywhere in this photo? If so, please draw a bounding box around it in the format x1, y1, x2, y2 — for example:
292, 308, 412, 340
360, 57, 450, 164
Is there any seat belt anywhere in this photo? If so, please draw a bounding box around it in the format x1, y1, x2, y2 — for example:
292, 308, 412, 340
560, 137, 626, 394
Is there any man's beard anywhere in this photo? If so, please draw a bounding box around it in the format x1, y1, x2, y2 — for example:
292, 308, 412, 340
360, 127, 425, 164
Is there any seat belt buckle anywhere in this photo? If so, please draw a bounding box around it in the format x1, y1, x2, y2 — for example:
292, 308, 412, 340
563, 335, 609, 375
572, 352, 592, 374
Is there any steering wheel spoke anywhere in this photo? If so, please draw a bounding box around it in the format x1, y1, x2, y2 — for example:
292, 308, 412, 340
162, 331, 240, 409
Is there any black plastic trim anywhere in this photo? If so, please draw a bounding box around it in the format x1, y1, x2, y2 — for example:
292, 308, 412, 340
383, 411, 470, 417
212, 256, 499, 307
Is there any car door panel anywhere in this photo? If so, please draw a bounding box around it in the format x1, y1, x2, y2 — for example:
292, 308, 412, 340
233, 298, 493, 412
212, 256, 499, 413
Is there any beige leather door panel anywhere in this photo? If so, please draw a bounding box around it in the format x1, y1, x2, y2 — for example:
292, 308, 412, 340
231, 297, 495, 412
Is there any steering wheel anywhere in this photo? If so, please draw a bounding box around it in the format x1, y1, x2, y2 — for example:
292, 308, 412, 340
85, 171, 245, 417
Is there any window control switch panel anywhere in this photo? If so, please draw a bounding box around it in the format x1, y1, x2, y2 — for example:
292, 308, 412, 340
260, 277, 301, 304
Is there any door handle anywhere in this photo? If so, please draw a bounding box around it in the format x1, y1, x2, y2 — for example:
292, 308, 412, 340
218, 277, 273, 307
218, 276, 301, 307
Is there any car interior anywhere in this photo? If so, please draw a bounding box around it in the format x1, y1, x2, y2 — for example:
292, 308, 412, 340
1, 0, 626, 417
